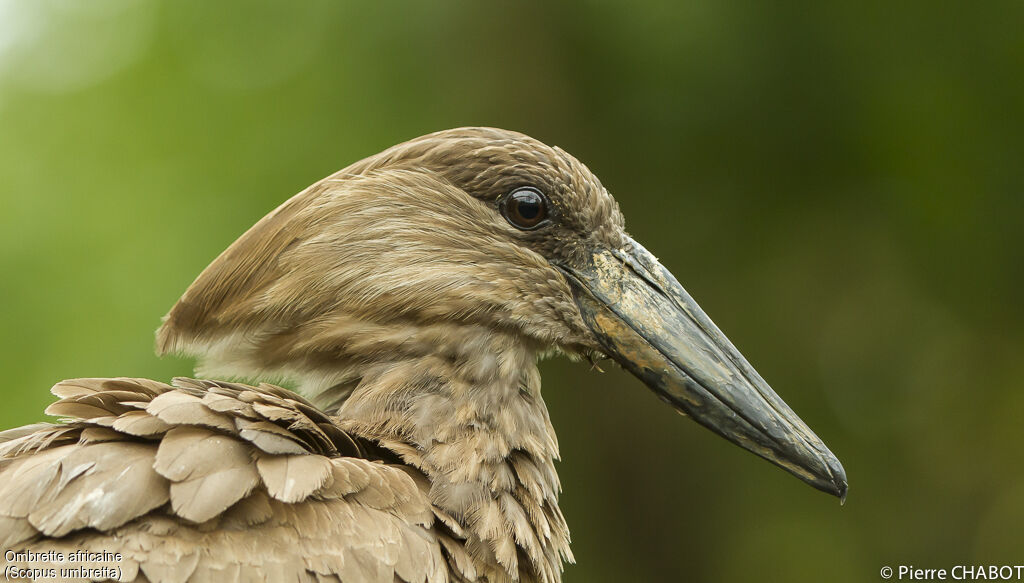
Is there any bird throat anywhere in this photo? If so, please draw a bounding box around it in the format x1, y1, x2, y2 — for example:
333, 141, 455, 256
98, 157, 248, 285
330, 325, 573, 582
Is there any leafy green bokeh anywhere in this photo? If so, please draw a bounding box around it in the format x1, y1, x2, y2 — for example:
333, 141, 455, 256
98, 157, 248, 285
1, 2, 1022, 580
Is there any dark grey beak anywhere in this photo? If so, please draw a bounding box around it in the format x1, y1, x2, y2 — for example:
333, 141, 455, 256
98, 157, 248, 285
560, 238, 847, 500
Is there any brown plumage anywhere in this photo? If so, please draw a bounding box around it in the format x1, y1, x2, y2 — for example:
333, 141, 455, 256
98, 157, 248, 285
0, 128, 846, 582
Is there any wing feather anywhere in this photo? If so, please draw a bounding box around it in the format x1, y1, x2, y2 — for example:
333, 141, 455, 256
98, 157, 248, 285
147, 392, 236, 432
257, 453, 333, 503
27, 442, 169, 537
0, 377, 458, 583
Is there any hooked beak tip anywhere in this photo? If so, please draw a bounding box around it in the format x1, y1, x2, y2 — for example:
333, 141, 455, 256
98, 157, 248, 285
810, 448, 848, 502
831, 462, 849, 504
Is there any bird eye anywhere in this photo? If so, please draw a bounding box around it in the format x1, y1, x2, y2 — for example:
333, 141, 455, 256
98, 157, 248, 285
501, 187, 549, 230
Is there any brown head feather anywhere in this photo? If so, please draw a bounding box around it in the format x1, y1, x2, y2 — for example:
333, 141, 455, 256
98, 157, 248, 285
157, 127, 625, 399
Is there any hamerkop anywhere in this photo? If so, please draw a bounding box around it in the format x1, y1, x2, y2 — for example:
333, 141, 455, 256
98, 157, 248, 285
0, 128, 846, 582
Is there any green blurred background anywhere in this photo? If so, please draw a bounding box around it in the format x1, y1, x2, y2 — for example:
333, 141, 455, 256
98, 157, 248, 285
1, 1, 1022, 580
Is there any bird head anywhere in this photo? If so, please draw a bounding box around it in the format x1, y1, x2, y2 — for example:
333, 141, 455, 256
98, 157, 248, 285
157, 127, 847, 500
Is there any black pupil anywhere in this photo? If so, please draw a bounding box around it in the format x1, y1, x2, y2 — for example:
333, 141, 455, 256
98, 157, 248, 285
516, 196, 541, 219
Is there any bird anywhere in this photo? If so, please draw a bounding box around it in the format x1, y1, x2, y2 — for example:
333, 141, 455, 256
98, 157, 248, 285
0, 127, 846, 583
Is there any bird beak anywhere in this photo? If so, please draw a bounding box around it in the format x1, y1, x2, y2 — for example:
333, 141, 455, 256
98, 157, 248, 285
559, 238, 848, 500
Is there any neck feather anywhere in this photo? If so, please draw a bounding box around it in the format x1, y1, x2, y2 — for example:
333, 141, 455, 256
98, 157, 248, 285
333, 325, 572, 583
